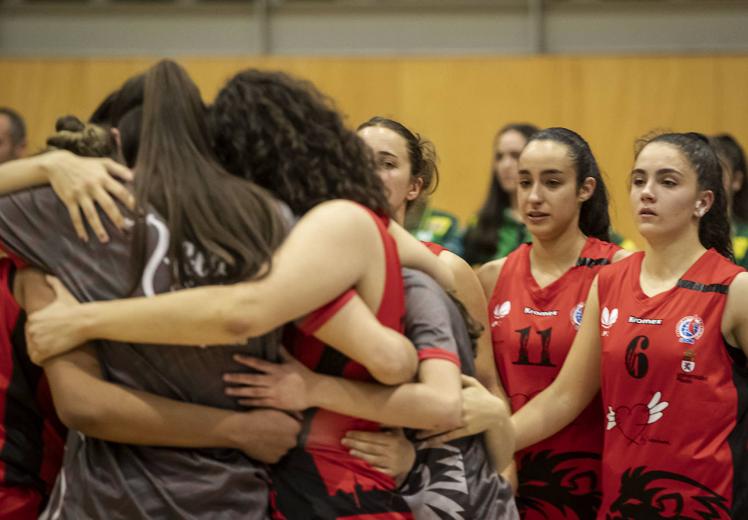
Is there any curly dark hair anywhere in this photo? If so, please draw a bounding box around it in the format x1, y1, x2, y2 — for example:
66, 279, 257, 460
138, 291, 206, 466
636, 132, 733, 261
210, 69, 390, 216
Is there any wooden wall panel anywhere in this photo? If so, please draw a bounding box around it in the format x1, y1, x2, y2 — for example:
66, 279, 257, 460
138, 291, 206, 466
2, 55, 748, 246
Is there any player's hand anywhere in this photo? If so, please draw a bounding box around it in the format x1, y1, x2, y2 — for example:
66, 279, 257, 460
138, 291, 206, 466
224, 349, 316, 411
417, 375, 509, 446
232, 409, 301, 463
342, 428, 415, 486
42, 150, 134, 243
26, 276, 86, 365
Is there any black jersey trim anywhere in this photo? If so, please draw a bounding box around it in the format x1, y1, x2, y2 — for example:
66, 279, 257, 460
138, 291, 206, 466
576, 257, 611, 268
727, 345, 748, 517
676, 279, 730, 294
0, 310, 46, 491
6, 262, 16, 295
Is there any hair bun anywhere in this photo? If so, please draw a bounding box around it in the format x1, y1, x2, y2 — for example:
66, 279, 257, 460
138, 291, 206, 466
55, 115, 85, 133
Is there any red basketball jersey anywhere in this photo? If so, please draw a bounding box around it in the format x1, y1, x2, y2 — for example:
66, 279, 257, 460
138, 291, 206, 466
0, 259, 65, 519
272, 208, 411, 519
490, 237, 619, 520
597, 249, 747, 519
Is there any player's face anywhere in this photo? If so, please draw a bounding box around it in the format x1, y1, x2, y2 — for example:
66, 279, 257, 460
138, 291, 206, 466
0, 115, 23, 165
630, 142, 708, 241
493, 130, 528, 193
358, 126, 420, 220
517, 140, 588, 240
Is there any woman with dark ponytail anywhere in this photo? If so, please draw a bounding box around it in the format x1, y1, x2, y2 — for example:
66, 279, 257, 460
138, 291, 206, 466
511, 132, 748, 519
461, 123, 539, 265
711, 133, 748, 267
423, 127, 626, 519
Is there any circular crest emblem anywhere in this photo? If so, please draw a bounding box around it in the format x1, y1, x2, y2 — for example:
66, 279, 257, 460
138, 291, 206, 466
676, 315, 704, 344
570, 302, 585, 330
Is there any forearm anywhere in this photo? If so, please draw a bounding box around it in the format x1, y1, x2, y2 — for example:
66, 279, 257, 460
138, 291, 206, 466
481, 399, 515, 473
44, 354, 244, 448
313, 295, 418, 385
511, 383, 592, 451
0, 154, 51, 194
77, 284, 248, 346
309, 374, 461, 431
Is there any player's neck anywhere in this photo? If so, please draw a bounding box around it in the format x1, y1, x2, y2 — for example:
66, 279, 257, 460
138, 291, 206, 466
530, 225, 587, 278
642, 228, 706, 282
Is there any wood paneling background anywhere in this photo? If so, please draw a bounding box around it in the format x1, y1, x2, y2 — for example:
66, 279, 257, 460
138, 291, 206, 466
2, 55, 748, 244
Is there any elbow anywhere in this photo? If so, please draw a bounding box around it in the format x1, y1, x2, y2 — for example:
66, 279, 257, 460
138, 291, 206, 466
55, 398, 102, 434
427, 393, 463, 432
368, 346, 418, 386
221, 286, 266, 342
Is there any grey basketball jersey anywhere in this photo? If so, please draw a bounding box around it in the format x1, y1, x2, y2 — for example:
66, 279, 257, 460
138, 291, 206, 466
0, 186, 280, 519
401, 269, 518, 520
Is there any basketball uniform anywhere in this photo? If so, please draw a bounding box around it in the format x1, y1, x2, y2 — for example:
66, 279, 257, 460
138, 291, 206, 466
271, 209, 413, 519
399, 268, 518, 520
0, 259, 65, 519
489, 237, 619, 519
597, 249, 747, 519
0, 186, 280, 519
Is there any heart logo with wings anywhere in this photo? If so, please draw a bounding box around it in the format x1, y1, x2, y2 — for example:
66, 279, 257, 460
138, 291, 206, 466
606, 391, 669, 445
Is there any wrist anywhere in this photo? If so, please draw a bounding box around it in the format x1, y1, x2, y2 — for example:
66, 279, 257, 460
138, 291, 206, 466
39, 150, 69, 182
77, 303, 100, 343
305, 371, 329, 409
221, 412, 253, 450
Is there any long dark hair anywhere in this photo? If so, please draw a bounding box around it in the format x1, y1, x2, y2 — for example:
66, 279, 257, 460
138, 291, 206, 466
89, 73, 145, 168
526, 127, 611, 242
712, 133, 748, 222
210, 69, 390, 217
462, 123, 538, 264
132, 60, 286, 288
357, 116, 439, 213
637, 132, 733, 261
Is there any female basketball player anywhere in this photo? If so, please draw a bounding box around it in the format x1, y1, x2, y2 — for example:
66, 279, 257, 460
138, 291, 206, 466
20, 67, 462, 519
227, 116, 517, 518
511, 132, 748, 519
1, 62, 450, 519
425, 128, 627, 518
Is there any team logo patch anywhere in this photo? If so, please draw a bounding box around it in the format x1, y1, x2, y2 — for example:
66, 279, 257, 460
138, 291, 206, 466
601, 307, 618, 330
570, 302, 585, 330
491, 301, 511, 327
606, 391, 669, 445
681, 350, 696, 373
676, 315, 704, 345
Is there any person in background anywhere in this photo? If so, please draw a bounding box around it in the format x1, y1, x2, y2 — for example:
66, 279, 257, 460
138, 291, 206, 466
0, 108, 27, 165
461, 123, 538, 265
711, 133, 748, 268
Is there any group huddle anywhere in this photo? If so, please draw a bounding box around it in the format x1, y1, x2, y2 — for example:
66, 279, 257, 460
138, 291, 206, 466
0, 59, 745, 520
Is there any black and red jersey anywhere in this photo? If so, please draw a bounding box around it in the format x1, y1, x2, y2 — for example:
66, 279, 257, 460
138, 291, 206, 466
597, 249, 748, 519
0, 259, 65, 519
271, 208, 412, 519
489, 237, 619, 519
